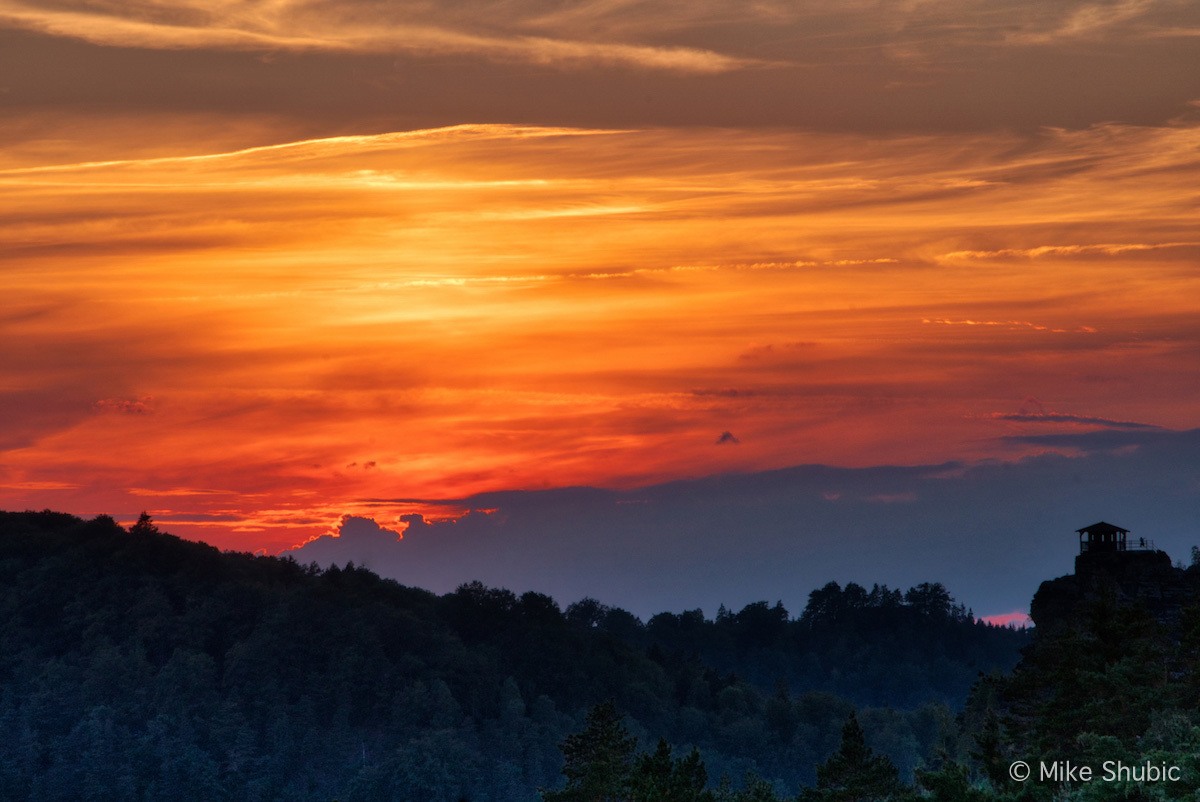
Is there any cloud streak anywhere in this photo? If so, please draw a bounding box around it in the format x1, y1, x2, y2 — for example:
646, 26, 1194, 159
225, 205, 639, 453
941, 242, 1200, 262
0, 1, 758, 72
923, 318, 1098, 334
992, 412, 1164, 430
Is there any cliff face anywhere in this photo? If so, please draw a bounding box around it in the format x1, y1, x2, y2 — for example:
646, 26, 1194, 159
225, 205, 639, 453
1030, 549, 1200, 632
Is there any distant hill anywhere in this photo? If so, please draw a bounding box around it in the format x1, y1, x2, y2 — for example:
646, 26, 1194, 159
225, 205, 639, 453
0, 510, 1026, 800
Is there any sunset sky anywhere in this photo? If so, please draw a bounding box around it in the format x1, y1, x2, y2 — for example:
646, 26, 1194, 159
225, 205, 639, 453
2, 0, 1199, 614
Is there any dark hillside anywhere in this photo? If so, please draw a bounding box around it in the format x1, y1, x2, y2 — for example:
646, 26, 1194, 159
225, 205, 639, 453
941, 542, 1200, 801
0, 510, 1025, 800
642, 581, 1024, 708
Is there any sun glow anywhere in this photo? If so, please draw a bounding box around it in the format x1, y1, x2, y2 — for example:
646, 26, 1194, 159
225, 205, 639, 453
3, 120, 1199, 550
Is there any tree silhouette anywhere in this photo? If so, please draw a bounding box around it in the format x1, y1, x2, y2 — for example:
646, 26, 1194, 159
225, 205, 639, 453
129, 511, 161, 536
629, 739, 710, 802
802, 712, 903, 802
542, 701, 636, 802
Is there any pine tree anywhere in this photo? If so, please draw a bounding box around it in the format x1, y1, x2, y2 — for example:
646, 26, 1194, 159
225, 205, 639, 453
629, 739, 710, 802
542, 701, 636, 802
129, 511, 160, 536
801, 712, 904, 802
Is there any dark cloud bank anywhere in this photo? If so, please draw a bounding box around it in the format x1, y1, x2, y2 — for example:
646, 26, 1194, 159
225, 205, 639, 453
286, 428, 1200, 619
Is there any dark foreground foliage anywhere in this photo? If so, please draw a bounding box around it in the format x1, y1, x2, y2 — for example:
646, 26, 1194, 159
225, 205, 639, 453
956, 583, 1200, 801
542, 704, 912, 802
544, 583, 1200, 802
0, 510, 1025, 800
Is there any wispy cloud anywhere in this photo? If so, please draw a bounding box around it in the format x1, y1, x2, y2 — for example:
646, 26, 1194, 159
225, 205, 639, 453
0, 124, 625, 177
94, 396, 155, 415
941, 242, 1200, 262
0, 481, 79, 491
128, 487, 236, 497
1002, 0, 1160, 44
0, 1, 758, 72
923, 318, 1097, 334
992, 412, 1163, 430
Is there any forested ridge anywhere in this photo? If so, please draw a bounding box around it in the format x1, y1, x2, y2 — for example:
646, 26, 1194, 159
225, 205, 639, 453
0, 510, 1029, 800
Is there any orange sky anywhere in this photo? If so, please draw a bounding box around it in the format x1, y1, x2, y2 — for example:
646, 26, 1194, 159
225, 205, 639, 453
2, 0, 1199, 552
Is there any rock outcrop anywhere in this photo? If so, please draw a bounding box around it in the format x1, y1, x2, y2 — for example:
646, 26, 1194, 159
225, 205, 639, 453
1030, 548, 1200, 633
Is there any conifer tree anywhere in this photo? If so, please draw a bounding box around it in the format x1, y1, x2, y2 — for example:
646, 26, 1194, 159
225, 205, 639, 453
801, 712, 904, 802
129, 511, 160, 536
629, 739, 710, 802
542, 701, 636, 802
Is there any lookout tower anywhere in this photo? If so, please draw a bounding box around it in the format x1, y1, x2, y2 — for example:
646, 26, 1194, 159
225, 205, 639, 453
1032, 523, 1185, 633
1073, 520, 1163, 575
1077, 521, 1130, 554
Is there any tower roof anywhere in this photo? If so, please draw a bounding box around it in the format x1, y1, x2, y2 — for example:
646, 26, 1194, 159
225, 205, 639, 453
1076, 521, 1129, 536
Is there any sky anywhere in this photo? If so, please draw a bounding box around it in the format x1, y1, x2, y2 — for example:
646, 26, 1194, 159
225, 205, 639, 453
283, 428, 1200, 621
2, 0, 1199, 619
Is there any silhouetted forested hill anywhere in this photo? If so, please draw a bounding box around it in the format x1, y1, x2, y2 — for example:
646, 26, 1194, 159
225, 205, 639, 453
0, 510, 1026, 800
955, 551, 1200, 800
638, 580, 1019, 709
